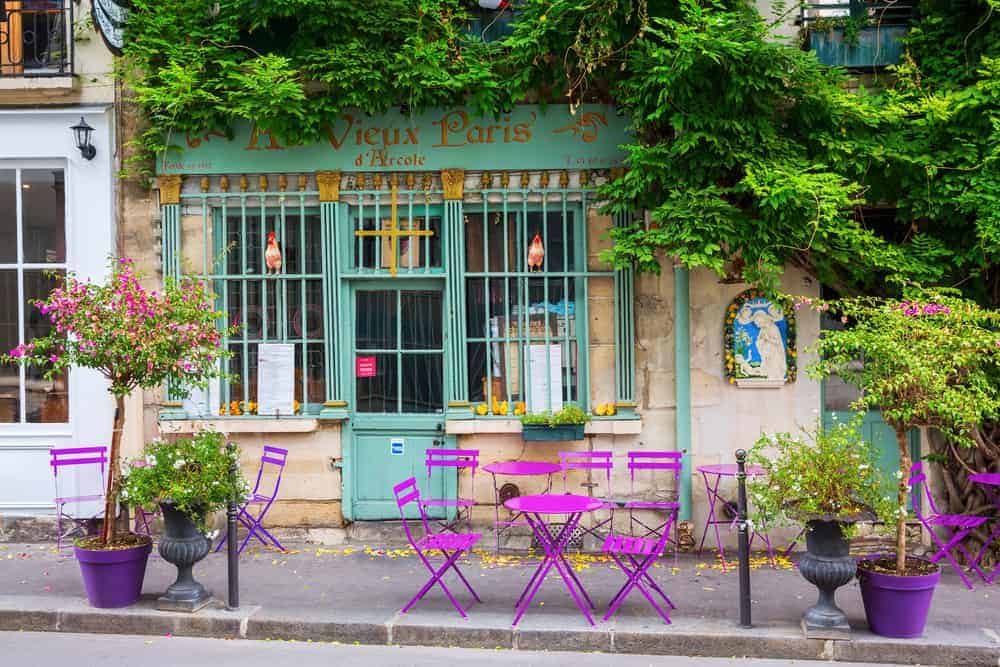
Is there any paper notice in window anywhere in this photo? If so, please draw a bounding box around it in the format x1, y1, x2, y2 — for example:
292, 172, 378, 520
257, 343, 295, 416
182, 373, 220, 418
528, 344, 563, 414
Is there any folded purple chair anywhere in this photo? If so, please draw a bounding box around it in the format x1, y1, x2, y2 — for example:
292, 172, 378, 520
215, 445, 288, 555
602, 507, 678, 624
393, 477, 482, 618
420, 448, 478, 532
50, 446, 107, 552
911, 461, 990, 589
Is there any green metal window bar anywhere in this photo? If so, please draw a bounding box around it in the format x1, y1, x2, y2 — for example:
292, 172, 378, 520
170, 178, 328, 418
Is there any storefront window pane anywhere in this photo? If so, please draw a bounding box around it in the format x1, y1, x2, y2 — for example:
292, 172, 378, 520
0, 171, 16, 264
22, 169, 65, 264
0, 270, 19, 422
24, 270, 66, 422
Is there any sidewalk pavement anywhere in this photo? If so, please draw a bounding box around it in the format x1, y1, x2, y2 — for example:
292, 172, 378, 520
0, 541, 996, 665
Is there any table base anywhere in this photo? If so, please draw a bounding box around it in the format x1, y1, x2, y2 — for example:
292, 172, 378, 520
513, 511, 596, 626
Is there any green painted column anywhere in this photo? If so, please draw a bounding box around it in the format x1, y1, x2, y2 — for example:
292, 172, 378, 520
442, 169, 470, 417
317, 171, 349, 421
674, 263, 692, 521
158, 177, 186, 418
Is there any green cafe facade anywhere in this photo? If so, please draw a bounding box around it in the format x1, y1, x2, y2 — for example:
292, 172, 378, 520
148, 104, 913, 541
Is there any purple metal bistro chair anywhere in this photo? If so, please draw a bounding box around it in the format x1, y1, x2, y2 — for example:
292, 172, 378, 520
421, 448, 479, 533
215, 445, 289, 555
910, 461, 990, 590
558, 450, 615, 546
621, 450, 682, 564
602, 511, 678, 624
393, 477, 483, 618
969, 472, 1000, 585
50, 446, 107, 552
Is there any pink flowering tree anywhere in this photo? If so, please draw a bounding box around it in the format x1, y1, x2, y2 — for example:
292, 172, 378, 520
804, 289, 1000, 575
2, 258, 231, 546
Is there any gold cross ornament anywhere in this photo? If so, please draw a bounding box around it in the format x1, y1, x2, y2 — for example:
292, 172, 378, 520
354, 179, 434, 276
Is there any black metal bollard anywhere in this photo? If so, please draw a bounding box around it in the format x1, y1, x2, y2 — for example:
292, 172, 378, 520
736, 449, 752, 628
226, 442, 240, 611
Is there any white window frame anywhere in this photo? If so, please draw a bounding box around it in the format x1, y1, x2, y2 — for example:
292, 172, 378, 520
0, 159, 72, 433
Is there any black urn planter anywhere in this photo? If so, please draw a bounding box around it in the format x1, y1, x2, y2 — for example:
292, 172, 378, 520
156, 501, 213, 612
798, 519, 856, 640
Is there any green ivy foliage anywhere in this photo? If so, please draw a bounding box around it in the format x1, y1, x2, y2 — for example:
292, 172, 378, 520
123, 0, 999, 303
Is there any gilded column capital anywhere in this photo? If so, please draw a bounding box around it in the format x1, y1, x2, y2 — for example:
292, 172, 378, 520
317, 170, 342, 202
441, 169, 465, 200
157, 175, 182, 205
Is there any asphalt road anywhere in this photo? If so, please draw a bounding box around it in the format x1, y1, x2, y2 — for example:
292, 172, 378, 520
1, 631, 906, 667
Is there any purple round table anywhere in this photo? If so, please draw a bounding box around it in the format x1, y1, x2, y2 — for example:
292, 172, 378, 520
969, 473, 1000, 584
696, 463, 776, 571
482, 461, 562, 553
503, 493, 603, 626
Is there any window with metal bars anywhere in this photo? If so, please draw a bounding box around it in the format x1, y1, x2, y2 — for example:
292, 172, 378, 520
464, 203, 592, 414
212, 207, 326, 416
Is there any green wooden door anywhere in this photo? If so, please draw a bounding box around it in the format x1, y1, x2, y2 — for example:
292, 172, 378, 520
822, 410, 920, 502
349, 282, 450, 520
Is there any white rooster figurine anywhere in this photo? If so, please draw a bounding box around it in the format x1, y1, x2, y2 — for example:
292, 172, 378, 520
527, 233, 545, 272
265, 230, 282, 274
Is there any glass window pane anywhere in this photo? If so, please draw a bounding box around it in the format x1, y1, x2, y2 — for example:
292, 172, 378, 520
304, 214, 322, 274
283, 214, 301, 275
356, 353, 397, 413
401, 290, 441, 350
356, 290, 396, 349
0, 270, 20, 422
22, 169, 65, 264
306, 343, 325, 405
0, 171, 16, 264
465, 278, 486, 339
24, 270, 66, 422
524, 210, 574, 272
467, 342, 486, 403
401, 354, 442, 413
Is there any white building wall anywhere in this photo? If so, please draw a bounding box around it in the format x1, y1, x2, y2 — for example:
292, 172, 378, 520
0, 110, 116, 514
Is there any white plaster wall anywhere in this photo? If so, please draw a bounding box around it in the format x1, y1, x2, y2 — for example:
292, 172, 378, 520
0, 106, 117, 515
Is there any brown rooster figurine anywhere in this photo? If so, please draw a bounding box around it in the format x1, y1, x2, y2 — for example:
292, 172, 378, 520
265, 230, 282, 274
527, 233, 545, 272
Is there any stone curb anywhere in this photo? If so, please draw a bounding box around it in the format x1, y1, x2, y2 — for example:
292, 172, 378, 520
0, 600, 995, 665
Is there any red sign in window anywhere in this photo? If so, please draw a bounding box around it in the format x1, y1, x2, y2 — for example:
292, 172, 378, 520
356, 355, 377, 378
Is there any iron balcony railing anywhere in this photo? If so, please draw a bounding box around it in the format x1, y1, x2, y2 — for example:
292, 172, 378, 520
0, 0, 73, 78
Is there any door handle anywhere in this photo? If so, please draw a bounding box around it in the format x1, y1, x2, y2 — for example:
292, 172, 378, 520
433, 439, 444, 446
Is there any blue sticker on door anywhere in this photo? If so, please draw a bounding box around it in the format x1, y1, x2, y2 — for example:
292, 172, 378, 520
390, 438, 405, 456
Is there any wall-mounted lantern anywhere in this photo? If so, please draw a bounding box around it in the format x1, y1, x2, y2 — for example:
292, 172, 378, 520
70, 117, 97, 161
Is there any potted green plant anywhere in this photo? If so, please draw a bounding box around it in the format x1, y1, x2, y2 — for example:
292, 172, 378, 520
804, 289, 1000, 638
122, 431, 247, 612
520, 404, 591, 441
749, 419, 892, 639
2, 258, 231, 608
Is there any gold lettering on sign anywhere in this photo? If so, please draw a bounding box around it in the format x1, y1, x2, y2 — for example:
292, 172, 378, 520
245, 123, 283, 150
433, 111, 536, 148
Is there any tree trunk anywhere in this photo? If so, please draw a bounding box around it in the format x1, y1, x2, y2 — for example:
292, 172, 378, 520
895, 428, 911, 576
100, 396, 126, 545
